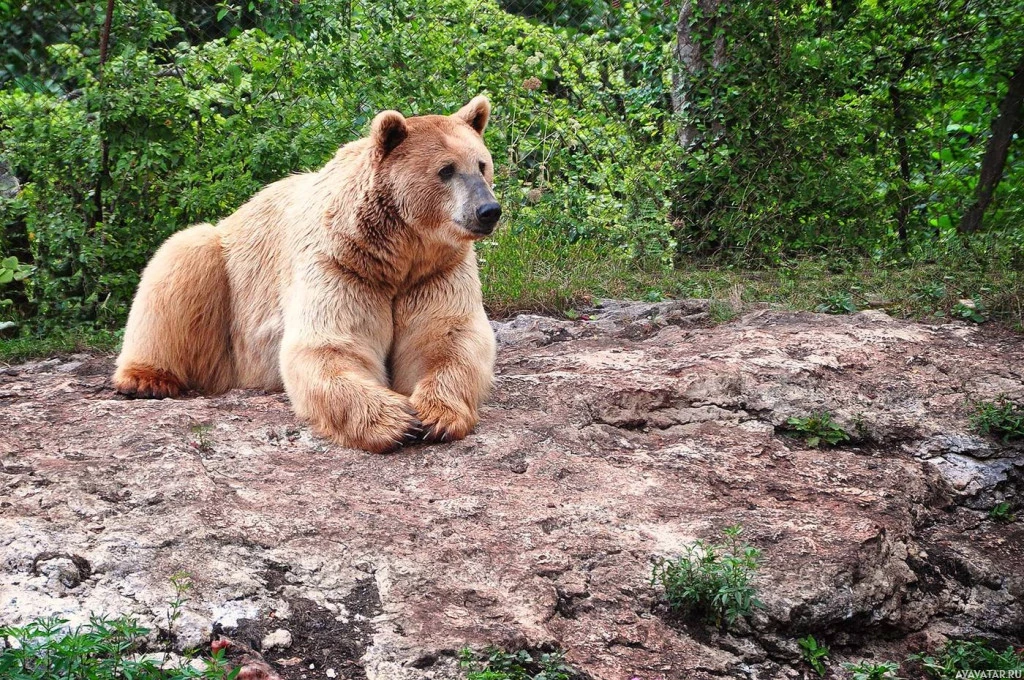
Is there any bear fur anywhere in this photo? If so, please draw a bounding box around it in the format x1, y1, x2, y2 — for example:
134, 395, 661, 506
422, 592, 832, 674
113, 97, 500, 454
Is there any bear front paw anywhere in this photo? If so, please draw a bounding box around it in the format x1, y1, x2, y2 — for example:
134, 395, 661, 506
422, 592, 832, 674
352, 394, 424, 454
410, 393, 476, 443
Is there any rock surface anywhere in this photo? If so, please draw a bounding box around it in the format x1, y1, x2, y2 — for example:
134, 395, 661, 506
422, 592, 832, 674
2, 300, 1023, 679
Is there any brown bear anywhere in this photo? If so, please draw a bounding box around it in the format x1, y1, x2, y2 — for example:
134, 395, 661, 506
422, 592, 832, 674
113, 96, 500, 454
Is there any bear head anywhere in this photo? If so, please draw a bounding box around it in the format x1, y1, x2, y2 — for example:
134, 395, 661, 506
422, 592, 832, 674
368, 96, 501, 248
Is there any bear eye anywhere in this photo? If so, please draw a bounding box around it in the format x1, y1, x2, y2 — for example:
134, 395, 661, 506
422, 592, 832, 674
478, 161, 487, 175
438, 163, 456, 181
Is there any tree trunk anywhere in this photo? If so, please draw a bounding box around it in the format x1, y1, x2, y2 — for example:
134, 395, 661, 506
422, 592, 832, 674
958, 56, 1024, 234
90, 0, 115, 235
889, 51, 915, 245
671, 0, 725, 149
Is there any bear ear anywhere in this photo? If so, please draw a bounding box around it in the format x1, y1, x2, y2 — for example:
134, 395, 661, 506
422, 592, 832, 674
453, 95, 490, 136
371, 110, 408, 156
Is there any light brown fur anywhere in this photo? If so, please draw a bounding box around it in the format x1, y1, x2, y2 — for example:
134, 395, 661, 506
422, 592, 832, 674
114, 97, 499, 453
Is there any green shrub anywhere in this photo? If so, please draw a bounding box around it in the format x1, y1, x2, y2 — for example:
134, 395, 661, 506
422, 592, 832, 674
909, 639, 1024, 679
650, 525, 762, 627
3, 0, 1024, 339
0, 615, 237, 680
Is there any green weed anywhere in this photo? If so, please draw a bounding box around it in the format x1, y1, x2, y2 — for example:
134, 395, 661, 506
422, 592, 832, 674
650, 525, 762, 628
708, 299, 740, 324
908, 639, 1024, 679
783, 412, 851, 448
0, 616, 237, 680
457, 647, 576, 680
815, 292, 858, 315
0, 328, 120, 364
843, 660, 902, 680
187, 426, 214, 454
988, 502, 1016, 523
798, 635, 830, 677
971, 398, 1024, 442
951, 298, 988, 324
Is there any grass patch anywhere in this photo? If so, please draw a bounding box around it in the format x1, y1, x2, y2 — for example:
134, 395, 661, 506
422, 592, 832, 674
0, 328, 121, 364
650, 525, 762, 628
480, 226, 1024, 327
457, 647, 578, 680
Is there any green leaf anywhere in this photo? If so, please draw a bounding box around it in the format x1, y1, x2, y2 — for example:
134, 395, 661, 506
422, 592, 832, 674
226, 64, 242, 88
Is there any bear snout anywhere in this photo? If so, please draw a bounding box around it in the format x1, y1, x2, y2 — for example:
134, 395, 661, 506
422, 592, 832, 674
473, 202, 502, 235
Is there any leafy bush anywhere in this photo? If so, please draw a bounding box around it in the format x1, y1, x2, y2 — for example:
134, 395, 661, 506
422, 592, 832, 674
650, 525, 762, 627
971, 398, 1024, 442
783, 412, 851, 448
797, 635, 830, 677
0, 254, 32, 311
0, 615, 237, 680
909, 639, 1024, 679
457, 647, 577, 680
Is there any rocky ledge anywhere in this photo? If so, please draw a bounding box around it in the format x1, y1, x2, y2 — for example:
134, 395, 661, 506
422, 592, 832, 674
2, 300, 1022, 679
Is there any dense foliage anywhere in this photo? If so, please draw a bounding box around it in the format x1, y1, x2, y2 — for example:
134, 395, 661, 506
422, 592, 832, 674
0, 615, 237, 680
1, 0, 1022, 333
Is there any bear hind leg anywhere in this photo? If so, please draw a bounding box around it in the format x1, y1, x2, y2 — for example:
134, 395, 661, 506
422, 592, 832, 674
114, 224, 233, 398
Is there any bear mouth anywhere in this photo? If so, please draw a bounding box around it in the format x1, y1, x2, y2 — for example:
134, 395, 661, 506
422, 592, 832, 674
467, 222, 497, 238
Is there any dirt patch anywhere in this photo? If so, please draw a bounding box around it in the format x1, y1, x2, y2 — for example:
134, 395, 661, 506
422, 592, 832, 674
229, 579, 381, 680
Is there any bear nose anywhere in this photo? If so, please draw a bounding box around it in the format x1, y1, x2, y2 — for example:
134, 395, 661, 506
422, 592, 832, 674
476, 202, 502, 228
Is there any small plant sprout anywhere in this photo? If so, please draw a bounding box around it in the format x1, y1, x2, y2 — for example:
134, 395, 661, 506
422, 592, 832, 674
970, 397, 1024, 442
784, 411, 851, 448
188, 424, 215, 453
798, 635, 830, 676
165, 570, 194, 656
843, 660, 902, 680
988, 502, 1016, 523
650, 525, 762, 628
